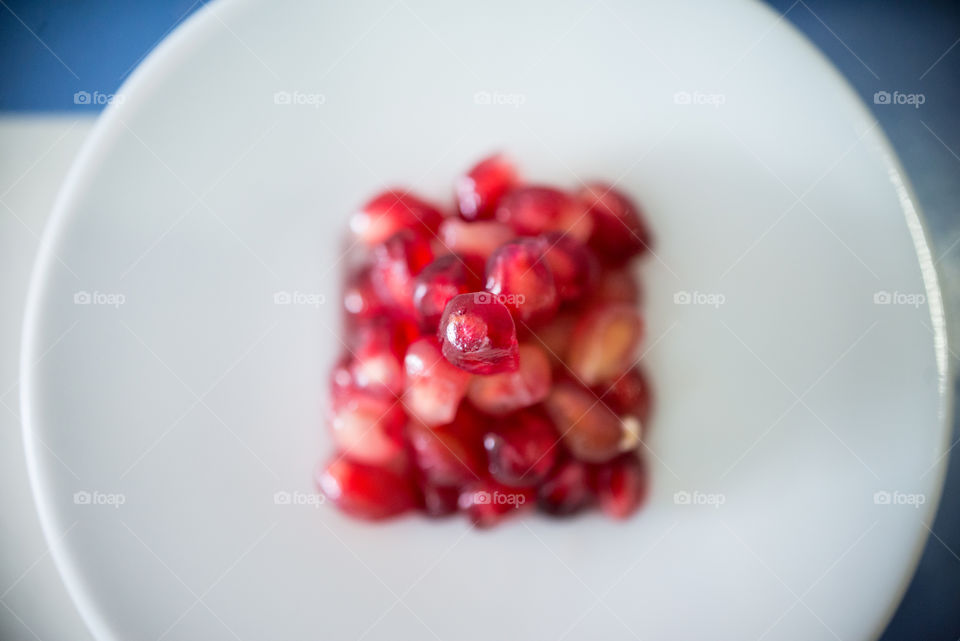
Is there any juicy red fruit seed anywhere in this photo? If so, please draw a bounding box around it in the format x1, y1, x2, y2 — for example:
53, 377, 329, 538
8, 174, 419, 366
537, 232, 598, 303
439, 219, 516, 261
317, 458, 417, 520
567, 303, 644, 386
351, 190, 444, 245
538, 458, 594, 516
456, 154, 518, 221
343, 264, 388, 319
328, 390, 406, 466
408, 404, 487, 486
483, 407, 559, 487
467, 343, 552, 415
459, 481, 535, 529
370, 230, 434, 314
412, 255, 481, 333
341, 326, 405, 399
419, 483, 461, 517
579, 183, 651, 266
403, 337, 472, 427
485, 238, 559, 325
591, 453, 648, 519
544, 380, 641, 463
596, 367, 653, 425
438, 293, 519, 375
495, 186, 592, 241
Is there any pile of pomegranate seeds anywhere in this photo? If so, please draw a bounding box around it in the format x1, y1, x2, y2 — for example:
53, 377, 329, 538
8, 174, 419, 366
317, 154, 655, 528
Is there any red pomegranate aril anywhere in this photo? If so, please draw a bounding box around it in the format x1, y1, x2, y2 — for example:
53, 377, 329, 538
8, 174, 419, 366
567, 304, 644, 386
370, 230, 434, 314
496, 186, 592, 241
467, 343, 551, 415
524, 311, 577, 367
544, 380, 641, 463
591, 453, 648, 519
538, 232, 599, 303
403, 337, 472, 426
412, 255, 481, 333
596, 367, 653, 425
538, 458, 594, 516
459, 481, 535, 528
438, 218, 516, 261
591, 268, 642, 306
456, 154, 518, 221
420, 483, 461, 517
328, 390, 406, 465
317, 457, 417, 520
341, 322, 406, 398
351, 190, 444, 245
438, 293, 519, 375
579, 183, 651, 266
343, 264, 389, 319
485, 238, 559, 325
408, 406, 487, 486
483, 407, 559, 487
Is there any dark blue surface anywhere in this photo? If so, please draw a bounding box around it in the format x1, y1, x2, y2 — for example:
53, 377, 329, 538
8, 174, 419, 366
1, 0, 958, 638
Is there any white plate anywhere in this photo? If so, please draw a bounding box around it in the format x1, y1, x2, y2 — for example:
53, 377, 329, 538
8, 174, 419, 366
22, 0, 951, 640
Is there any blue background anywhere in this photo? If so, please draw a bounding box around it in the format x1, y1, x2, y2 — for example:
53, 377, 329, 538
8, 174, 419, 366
1, 0, 958, 638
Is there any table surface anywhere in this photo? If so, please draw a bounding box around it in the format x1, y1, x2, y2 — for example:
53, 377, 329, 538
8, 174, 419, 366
0, 1, 958, 639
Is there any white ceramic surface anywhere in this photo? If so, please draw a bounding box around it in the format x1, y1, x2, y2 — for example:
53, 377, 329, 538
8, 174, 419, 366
21, 1, 950, 640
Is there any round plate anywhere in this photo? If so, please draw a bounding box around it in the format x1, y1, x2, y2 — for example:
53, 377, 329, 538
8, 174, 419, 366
22, 0, 951, 639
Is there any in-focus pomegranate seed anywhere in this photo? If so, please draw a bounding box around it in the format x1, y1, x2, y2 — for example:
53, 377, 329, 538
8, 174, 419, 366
467, 343, 552, 415
537, 232, 599, 303
567, 304, 644, 386
496, 186, 592, 241
544, 380, 641, 463
578, 183, 651, 266
438, 218, 516, 261
591, 453, 648, 519
438, 293, 519, 374
412, 255, 482, 333
403, 337, 472, 426
350, 190, 444, 245
317, 457, 417, 520
485, 238, 559, 325
459, 480, 535, 528
538, 458, 594, 516
483, 407, 559, 487
456, 154, 518, 221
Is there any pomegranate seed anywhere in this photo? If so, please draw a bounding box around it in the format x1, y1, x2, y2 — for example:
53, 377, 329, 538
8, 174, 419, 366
591, 453, 648, 519
438, 293, 519, 375
591, 268, 642, 306
343, 264, 389, 319
467, 343, 551, 415
495, 186, 592, 241
341, 322, 406, 398
438, 218, 516, 261
408, 406, 487, 486
523, 311, 577, 367
578, 183, 651, 266
420, 483, 461, 517
537, 232, 599, 303
596, 367, 653, 425
370, 230, 435, 314
456, 154, 519, 221
403, 337, 472, 426
412, 255, 482, 333
567, 304, 644, 386
459, 480, 534, 528
538, 458, 594, 516
317, 457, 417, 520
350, 190, 444, 245
485, 238, 559, 325
544, 380, 641, 463
483, 407, 559, 486
328, 390, 406, 465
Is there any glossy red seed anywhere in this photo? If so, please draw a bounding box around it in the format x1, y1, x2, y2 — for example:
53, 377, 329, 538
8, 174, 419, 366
591, 453, 648, 519
467, 343, 551, 415
370, 230, 435, 314
495, 186, 592, 241
579, 183, 651, 266
485, 238, 558, 325
438, 219, 516, 261
403, 337, 472, 426
351, 190, 444, 245
317, 457, 417, 520
343, 264, 389, 319
483, 407, 559, 487
537, 232, 599, 303
456, 154, 518, 221
420, 483, 461, 517
567, 304, 644, 386
596, 367, 653, 425
328, 390, 406, 465
408, 406, 487, 487
544, 380, 641, 463
438, 293, 519, 374
538, 458, 594, 516
412, 255, 482, 333
459, 481, 535, 529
